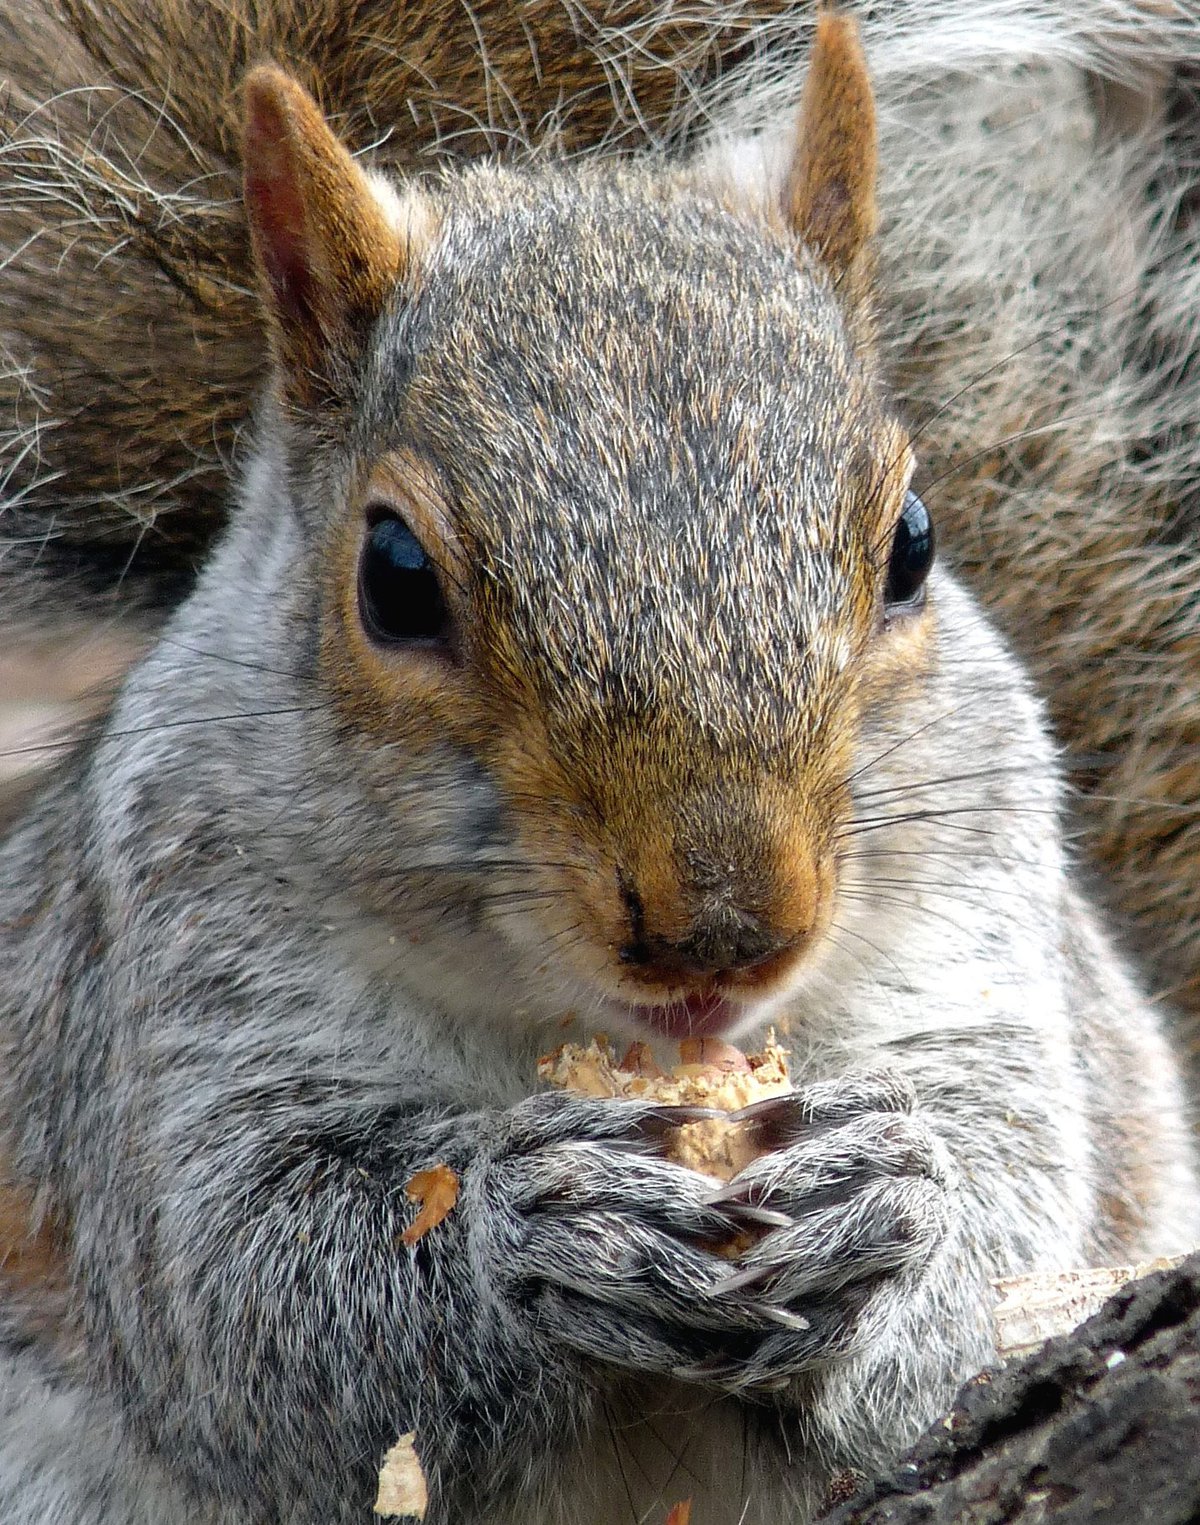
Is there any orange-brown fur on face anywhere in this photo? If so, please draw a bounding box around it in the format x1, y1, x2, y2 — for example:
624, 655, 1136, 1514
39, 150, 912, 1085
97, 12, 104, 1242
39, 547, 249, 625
485, 718, 849, 1004
321, 455, 488, 758
855, 436, 939, 714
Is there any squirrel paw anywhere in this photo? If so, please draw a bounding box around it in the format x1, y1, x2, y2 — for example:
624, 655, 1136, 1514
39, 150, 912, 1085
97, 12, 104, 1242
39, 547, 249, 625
673, 1071, 960, 1392
485, 1093, 837, 1378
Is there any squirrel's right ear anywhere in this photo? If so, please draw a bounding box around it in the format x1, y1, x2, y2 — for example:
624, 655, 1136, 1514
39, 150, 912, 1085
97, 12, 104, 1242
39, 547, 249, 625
242, 67, 430, 407
688, 12, 878, 327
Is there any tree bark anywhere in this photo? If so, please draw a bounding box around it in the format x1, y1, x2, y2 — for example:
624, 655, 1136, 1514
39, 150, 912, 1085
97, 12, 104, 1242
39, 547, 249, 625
819, 1252, 1200, 1524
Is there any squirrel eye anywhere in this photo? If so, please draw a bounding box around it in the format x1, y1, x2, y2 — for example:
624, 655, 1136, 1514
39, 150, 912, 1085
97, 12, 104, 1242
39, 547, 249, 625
884, 490, 934, 610
358, 512, 450, 646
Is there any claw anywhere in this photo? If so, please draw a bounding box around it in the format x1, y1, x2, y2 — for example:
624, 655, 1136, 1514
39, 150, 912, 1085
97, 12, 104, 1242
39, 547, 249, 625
726, 1093, 808, 1126
750, 1303, 811, 1332
673, 1356, 741, 1385
702, 1176, 770, 1208
725, 1092, 810, 1150
707, 1261, 777, 1297
702, 1179, 792, 1228
723, 1203, 793, 1231
673, 1357, 790, 1393
630, 1104, 726, 1143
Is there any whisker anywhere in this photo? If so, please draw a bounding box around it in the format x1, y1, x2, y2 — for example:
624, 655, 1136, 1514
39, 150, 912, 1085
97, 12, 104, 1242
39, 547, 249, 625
840, 845, 1041, 870
601, 1396, 641, 1525
0, 704, 325, 761
824, 919, 908, 983
851, 764, 1044, 804
840, 809, 1010, 839
918, 409, 1111, 505
904, 282, 1144, 456
845, 699, 991, 791
155, 634, 316, 683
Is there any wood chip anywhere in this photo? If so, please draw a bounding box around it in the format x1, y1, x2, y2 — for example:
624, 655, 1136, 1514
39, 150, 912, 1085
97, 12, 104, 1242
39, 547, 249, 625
400, 1164, 460, 1246
375, 1433, 428, 1518
664, 1501, 693, 1525
992, 1255, 1187, 1358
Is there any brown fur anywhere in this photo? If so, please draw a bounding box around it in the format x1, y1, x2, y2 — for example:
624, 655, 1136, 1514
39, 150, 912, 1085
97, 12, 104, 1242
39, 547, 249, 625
243, 67, 412, 405
0, 1177, 76, 1356
785, 11, 878, 320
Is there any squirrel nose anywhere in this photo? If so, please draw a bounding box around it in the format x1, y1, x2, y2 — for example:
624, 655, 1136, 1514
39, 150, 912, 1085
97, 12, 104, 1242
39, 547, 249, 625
619, 902, 791, 980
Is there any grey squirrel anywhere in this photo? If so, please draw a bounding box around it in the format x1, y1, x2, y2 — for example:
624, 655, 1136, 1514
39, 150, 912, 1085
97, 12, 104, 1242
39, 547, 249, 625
1, 5, 1198, 1525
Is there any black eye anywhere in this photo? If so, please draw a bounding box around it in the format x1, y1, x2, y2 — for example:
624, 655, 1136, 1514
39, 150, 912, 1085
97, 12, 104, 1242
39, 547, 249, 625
358, 512, 450, 646
884, 490, 934, 609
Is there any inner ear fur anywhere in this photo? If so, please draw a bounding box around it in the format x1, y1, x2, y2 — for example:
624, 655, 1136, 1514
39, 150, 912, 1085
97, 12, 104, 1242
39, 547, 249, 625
785, 10, 878, 308
242, 65, 425, 406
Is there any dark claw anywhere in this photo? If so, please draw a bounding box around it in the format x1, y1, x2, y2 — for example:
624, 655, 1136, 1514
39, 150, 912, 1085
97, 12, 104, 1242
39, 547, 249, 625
708, 1172, 863, 1222
725, 1092, 809, 1148
630, 1104, 726, 1145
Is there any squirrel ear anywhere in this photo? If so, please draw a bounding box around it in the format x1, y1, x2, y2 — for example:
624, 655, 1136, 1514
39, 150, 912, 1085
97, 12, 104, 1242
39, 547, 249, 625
242, 66, 420, 406
784, 11, 878, 301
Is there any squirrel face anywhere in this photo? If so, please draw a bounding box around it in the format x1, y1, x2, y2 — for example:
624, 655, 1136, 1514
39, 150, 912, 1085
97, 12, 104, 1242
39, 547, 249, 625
243, 23, 934, 1041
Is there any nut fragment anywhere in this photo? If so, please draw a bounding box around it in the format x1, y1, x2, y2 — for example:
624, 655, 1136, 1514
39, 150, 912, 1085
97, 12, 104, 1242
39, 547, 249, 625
538, 1032, 791, 1181
400, 1164, 460, 1246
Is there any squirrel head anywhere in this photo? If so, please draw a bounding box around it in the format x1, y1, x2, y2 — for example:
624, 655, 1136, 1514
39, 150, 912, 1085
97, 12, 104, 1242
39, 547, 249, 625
240, 16, 934, 1044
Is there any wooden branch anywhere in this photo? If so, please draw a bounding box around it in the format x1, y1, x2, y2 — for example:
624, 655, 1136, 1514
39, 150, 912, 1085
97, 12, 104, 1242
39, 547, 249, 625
819, 1251, 1200, 1523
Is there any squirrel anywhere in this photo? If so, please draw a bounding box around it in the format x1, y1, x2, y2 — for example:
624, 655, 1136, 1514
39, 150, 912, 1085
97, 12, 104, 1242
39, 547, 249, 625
1, 4, 1199, 1524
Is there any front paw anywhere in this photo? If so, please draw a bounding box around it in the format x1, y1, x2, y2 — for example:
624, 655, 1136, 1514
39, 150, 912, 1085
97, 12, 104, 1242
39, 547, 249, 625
675, 1071, 959, 1390
482, 1092, 816, 1378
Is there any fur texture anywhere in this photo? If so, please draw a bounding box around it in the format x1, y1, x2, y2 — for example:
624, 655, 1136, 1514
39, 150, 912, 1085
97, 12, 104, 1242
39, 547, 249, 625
1, 5, 1199, 1525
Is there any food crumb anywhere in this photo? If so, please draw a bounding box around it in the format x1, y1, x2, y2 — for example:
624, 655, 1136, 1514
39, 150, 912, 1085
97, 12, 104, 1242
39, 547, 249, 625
375, 1433, 428, 1518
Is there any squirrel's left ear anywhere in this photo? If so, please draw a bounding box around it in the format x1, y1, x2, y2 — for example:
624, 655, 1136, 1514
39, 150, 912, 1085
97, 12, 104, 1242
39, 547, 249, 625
784, 10, 878, 309
242, 66, 429, 407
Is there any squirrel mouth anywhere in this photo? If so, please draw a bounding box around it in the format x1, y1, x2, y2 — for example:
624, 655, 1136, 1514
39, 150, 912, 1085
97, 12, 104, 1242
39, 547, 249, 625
633, 991, 739, 1041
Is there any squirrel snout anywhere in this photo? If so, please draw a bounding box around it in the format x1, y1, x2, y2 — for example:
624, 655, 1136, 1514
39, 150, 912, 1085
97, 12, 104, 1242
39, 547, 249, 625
617, 879, 809, 990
